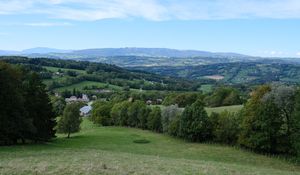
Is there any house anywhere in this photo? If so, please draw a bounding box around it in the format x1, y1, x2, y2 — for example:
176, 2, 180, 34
80, 105, 92, 117
65, 96, 78, 103
65, 94, 90, 103
146, 100, 152, 105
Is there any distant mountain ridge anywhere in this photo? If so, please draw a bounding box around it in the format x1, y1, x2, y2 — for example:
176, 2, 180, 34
0, 47, 249, 58
1, 47, 299, 67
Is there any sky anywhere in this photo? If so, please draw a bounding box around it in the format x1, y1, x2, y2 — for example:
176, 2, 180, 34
0, 0, 300, 57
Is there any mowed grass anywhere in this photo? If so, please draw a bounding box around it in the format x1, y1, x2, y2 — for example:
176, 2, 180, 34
0, 119, 299, 175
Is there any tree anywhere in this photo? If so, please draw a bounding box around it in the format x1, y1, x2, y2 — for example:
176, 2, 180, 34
57, 103, 82, 138
147, 107, 162, 132
179, 99, 211, 142
127, 100, 146, 127
239, 85, 284, 153
161, 104, 182, 133
51, 96, 66, 117
91, 101, 113, 126
291, 88, 300, 157
137, 103, 151, 129
0, 62, 29, 145
211, 111, 240, 145
205, 87, 242, 107
23, 72, 56, 142
110, 101, 130, 126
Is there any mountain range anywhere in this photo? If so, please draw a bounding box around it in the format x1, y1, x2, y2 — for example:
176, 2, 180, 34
0, 47, 299, 67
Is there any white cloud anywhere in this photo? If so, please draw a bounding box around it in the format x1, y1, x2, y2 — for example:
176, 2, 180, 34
1, 0, 300, 21
296, 52, 300, 56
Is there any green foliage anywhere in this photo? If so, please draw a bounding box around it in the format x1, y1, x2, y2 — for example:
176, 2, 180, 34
239, 85, 296, 154
23, 72, 56, 141
205, 87, 242, 107
291, 89, 300, 157
163, 92, 202, 107
210, 111, 240, 145
57, 103, 83, 138
179, 99, 212, 142
161, 104, 182, 133
51, 96, 66, 117
0, 62, 56, 145
127, 100, 147, 127
91, 101, 114, 126
147, 107, 162, 132
110, 101, 131, 126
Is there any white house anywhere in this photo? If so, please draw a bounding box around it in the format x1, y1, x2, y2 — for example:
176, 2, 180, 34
80, 105, 92, 117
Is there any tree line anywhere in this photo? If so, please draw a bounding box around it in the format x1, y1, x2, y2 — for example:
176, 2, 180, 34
0, 61, 56, 145
91, 84, 300, 159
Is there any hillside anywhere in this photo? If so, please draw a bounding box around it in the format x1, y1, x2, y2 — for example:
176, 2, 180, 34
0, 118, 299, 175
0, 56, 199, 92
132, 62, 300, 85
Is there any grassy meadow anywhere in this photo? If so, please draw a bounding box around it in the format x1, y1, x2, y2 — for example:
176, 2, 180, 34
0, 117, 299, 175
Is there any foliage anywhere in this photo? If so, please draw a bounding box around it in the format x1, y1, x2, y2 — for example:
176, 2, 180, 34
238, 85, 298, 154
91, 101, 114, 126
205, 87, 242, 107
161, 104, 182, 133
147, 107, 162, 132
291, 88, 300, 157
0, 62, 56, 145
57, 103, 83, 138
51, 96, 66, 117
110, 101, 131, 126
210, 111, 240, 145
162, 92, 203, 107
179, 99, 212, 142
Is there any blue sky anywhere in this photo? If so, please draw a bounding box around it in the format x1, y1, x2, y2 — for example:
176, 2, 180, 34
0, 0, 300, 57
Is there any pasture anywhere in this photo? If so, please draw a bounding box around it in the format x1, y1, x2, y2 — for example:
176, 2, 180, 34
0, 118, 299, 175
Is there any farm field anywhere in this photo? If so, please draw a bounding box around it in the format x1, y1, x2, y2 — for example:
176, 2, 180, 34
0, 118, 299, 175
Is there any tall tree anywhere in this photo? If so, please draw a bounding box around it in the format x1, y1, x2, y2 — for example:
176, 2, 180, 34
57, 103, 82, 138
23, 72, 56, 141
291, 88, 300, 156
0, 62, 30, 145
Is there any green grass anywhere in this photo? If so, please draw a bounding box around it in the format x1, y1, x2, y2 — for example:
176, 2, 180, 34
43, 66, 86, 74
0, 119, 299, 175
205, 105, 243, 115
53, 81, 123, 92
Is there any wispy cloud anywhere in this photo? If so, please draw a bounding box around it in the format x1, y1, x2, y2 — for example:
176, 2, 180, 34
296, 52, 300, 56
1, 0, 300, 21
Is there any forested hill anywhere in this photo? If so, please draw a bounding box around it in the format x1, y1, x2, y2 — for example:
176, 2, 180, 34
0, 56, 199, 91
131, 62, 300, 85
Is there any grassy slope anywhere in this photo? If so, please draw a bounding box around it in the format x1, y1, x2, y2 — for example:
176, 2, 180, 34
53, 81, 122, 92
205, 105, 243, 115
0, 119, 299, 175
